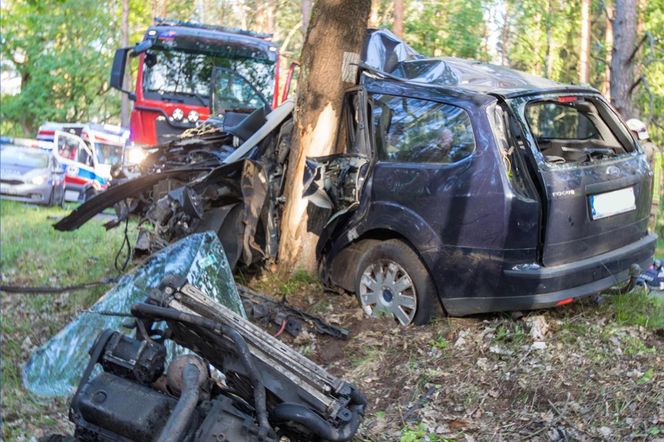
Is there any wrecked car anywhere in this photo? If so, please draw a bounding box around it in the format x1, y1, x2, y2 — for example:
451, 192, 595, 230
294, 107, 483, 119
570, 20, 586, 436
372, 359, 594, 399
55, 30, 656, 326
309, 30, 656, 324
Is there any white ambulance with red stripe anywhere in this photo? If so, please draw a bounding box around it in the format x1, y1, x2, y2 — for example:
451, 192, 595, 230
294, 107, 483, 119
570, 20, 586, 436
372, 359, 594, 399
37, 122, 129, 201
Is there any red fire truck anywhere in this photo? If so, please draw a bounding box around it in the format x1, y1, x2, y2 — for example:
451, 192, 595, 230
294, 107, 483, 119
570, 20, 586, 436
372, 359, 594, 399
110, 19, 289, 147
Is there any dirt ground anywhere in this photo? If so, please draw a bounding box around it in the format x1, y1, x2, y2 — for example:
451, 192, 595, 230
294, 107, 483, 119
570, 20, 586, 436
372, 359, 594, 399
2, 273, 664, 441
255, 281, 664, 442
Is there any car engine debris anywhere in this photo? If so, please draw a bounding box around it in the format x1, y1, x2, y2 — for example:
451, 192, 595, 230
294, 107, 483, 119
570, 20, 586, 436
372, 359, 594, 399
239, 284, 350, 339
51, 280, 365, 442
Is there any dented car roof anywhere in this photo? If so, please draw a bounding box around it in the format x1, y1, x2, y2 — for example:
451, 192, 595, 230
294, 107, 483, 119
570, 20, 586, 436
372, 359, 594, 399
363, 29, 599, 99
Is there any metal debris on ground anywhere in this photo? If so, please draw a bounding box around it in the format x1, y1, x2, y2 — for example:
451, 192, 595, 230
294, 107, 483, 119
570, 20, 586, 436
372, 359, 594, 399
40, 250, 365, 442
238, 284, 350, 339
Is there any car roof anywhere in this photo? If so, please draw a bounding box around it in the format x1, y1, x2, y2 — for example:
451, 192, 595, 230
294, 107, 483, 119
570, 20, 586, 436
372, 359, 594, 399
1, 137, 53, 151
362, 29, 599, 101
375, 58, 600, 100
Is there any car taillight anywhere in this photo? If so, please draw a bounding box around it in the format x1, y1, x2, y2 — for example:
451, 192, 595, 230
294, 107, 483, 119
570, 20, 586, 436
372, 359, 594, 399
557, 96, 577, 103
556, 297, 574, 306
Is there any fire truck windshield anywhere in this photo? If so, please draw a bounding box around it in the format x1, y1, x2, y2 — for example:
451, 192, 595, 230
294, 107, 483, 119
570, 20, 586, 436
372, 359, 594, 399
142, 47, 275, 108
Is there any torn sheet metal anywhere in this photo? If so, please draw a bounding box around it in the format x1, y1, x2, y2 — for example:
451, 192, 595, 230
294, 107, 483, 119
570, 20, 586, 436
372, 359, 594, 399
54, 101, 294, 271
23, 232, 243, 397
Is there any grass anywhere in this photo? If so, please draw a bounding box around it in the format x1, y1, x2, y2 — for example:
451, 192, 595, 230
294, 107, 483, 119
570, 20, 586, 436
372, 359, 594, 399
1, 200, 137, 439
605, 290, 664, 329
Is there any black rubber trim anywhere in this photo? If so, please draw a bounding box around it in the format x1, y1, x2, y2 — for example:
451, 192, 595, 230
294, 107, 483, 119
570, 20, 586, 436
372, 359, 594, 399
444, 257, 652, 316
503, 234, 657, 279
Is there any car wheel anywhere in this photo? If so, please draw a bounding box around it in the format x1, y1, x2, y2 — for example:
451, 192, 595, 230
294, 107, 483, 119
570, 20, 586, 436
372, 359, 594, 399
83, 187, 96, 202
59, 187, 67, 208
355, 239, 438, 326
47, 186, 56, 207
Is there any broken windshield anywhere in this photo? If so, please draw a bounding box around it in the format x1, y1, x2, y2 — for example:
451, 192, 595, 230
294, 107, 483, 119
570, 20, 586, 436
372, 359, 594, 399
23, 232, 245, 397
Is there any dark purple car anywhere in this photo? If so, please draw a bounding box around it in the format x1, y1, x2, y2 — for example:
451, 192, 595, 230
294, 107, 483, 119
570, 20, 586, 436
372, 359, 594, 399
309, 31, 656, 325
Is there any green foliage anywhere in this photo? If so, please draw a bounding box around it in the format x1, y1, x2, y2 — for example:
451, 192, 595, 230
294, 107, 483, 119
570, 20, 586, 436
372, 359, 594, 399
429, 334, 449, 351
403, 0, 488, 59
637, 368, 655, 384
401, 423, 455, 442
1, 0, 118, 135
636, 0, 664, 144
0, 0, 195, 137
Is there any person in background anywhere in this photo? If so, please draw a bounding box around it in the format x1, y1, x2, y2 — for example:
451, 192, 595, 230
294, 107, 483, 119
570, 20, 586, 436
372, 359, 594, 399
626, 118, 661, 234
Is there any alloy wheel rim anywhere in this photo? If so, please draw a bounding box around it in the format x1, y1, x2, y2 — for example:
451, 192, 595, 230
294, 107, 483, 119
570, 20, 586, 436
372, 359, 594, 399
358, 259, 417, 325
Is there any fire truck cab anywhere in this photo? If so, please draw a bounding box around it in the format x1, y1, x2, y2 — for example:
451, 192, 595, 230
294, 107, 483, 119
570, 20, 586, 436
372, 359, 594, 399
111, 18, 281, 147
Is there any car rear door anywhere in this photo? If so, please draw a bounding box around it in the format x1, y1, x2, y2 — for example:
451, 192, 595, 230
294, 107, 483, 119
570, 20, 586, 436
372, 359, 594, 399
513, 94, 653, 266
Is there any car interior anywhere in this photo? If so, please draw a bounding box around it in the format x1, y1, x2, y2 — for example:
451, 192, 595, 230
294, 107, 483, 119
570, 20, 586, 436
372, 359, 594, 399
525, 97, 635, 165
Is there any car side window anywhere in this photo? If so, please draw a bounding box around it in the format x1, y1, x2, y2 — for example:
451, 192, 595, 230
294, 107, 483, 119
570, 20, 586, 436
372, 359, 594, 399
370, 94, 475, 163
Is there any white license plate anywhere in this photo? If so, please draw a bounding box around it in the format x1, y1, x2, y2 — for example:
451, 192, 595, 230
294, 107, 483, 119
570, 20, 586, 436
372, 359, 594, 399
65, 190, 80, 201
589, 187, 636, 220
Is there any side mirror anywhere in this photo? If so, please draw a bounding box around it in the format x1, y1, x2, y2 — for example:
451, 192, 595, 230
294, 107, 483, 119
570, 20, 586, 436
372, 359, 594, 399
110, 47, 132, 93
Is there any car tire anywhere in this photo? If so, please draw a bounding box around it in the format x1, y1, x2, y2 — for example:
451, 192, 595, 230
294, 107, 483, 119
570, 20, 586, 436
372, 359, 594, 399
47, 186, 56, 207
354, 239, 438, 326
83, 187, 96, 202
59, 187, 67, 208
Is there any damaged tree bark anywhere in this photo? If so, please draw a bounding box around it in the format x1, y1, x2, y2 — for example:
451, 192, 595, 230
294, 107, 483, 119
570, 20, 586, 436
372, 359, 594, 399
610, 0, 638, 118
278, 0, 372, 272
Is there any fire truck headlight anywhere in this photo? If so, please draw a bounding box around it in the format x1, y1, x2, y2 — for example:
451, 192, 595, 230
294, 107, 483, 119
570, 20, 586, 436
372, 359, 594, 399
126, 148, 146, 165
187, 110, 200, 123
172, 108, 184, 121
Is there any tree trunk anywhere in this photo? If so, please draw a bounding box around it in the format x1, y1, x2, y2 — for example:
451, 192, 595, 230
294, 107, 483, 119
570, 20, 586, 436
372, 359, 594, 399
393, 0, 404, 37
301, 0, 313, 35
579, 0, 591, 83
544, 0, 554, 78
120, 0, 130, 128
278, 0, 371, 272
610, 0, 637, 118
602, 5, 613, 98
500, 4, 511, 66
267, 0, 276, 36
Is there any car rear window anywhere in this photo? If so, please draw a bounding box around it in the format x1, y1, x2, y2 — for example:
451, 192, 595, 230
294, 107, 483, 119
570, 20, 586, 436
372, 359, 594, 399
370, 94, 475, 164
524, 96, 635, 164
